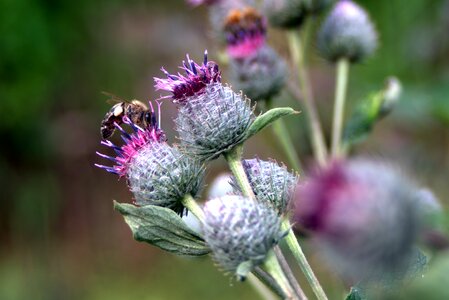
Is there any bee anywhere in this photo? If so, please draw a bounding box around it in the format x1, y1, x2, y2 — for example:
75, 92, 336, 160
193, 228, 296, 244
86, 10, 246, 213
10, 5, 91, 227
100, 92, 157, 139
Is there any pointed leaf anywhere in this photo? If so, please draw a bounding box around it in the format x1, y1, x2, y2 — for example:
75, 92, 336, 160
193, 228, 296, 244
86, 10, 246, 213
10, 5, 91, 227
245, 107, 298, 140
342, 91, 383, 147
343, 78, 401, 150
114, 201, 210, 256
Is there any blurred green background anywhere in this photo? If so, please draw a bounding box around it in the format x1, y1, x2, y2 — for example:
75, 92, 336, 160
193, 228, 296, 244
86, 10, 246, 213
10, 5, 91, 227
0, 0, 448, 299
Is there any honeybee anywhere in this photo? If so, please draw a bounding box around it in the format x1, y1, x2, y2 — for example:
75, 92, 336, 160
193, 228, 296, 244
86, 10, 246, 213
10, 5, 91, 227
100, 92, 156, 139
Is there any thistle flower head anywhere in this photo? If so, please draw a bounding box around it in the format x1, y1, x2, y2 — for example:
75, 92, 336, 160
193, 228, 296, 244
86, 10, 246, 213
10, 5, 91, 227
229, 45, 287, 101
231, 158, 298, 214
263, 0, 308, 28
154, 51, 221, 104
96, 107, 204, 215
203, 196, 284, 279
95, 115, 166, 177
175, 82, 254, 161
224, 7, 266, 59
294, 159, 422, 281
317, 0, 378, 63
127, 142, 205, 215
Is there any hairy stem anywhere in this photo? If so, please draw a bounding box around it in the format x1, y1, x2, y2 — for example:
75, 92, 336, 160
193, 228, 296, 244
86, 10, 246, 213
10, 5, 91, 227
264, 250, 297, 300
252, 267, 286, 300
182, 194, 205, 223
266, 98, 303, 173
287, 30, 328, 166
331, 58, 350, 158
301, 17, 314, 63
224, 145, 255, 199
281, 221, 328, 300
274, 246, 308, 300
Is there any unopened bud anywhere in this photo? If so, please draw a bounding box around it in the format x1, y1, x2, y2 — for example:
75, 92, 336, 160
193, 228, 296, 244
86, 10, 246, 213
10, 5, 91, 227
317, 0, 377, 63
203, 196, 284, 279
229, 46, 287, 102
231, 158, 298, 214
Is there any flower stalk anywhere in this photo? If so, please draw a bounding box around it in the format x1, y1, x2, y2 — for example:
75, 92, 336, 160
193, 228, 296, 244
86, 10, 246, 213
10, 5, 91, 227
281, 220, 328, 300
181, 194, 205, 223
263, 250, 297, 300
274, 246, 308, 300
251, 269, 284, 300
287, 30, 327, 166
224, 145, 256, 199
331, 58, 350, 158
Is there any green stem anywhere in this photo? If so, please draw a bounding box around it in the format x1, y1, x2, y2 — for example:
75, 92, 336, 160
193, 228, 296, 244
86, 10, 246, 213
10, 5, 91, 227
263, 250, 296, 300
224, 145, 255, 199
266, 99, 303, 173
331, 58, 350, 158
181, 194, 205, 223
252, 268, 285, 300
274, 246, 308, 300
287, 30, 328, 166
300, 17, 314, 63
281, 221, 328, 300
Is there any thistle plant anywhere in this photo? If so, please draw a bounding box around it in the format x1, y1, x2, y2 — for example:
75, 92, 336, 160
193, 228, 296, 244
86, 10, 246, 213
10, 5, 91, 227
95, 0, 447, 299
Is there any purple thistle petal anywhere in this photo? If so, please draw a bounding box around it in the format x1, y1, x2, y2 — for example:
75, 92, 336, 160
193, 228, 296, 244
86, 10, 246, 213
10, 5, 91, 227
154, 51, 221, 104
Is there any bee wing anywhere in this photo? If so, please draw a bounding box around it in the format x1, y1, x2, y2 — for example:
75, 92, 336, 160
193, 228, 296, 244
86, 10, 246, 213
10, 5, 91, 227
101, 91, 128, 104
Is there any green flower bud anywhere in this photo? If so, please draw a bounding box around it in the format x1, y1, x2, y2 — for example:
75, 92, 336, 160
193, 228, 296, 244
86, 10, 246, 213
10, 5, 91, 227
231, 158, 298, 214
175, 83, 255, 161
317, 0, 377, 63
229, 46, 287, 102
203, 196, 284, 279
127, 142, 205, 215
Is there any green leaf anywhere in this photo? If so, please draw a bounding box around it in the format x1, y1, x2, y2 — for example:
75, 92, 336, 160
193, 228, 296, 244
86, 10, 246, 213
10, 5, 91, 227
342, 91, 383, 147
343, 78, 401, 151
245, 107, 298, 140
114, 201, 210, 256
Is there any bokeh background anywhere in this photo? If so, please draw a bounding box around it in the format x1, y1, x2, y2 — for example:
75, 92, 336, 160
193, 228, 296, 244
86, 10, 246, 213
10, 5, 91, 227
1, 0, 449, 299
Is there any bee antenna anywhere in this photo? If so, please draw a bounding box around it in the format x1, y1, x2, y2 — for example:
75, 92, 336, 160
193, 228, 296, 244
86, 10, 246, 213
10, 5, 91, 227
204, 50, 208, 65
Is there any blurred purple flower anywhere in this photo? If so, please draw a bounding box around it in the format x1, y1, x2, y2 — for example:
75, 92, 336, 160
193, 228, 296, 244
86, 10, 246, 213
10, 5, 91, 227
294, 159, 422, 281
224, 7, 266, 58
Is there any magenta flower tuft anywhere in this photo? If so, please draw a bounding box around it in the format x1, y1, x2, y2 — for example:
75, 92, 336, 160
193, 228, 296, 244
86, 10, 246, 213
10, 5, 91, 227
154, 51, 221, 104
95, 115, 166, 177
224, 7, 266, 59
